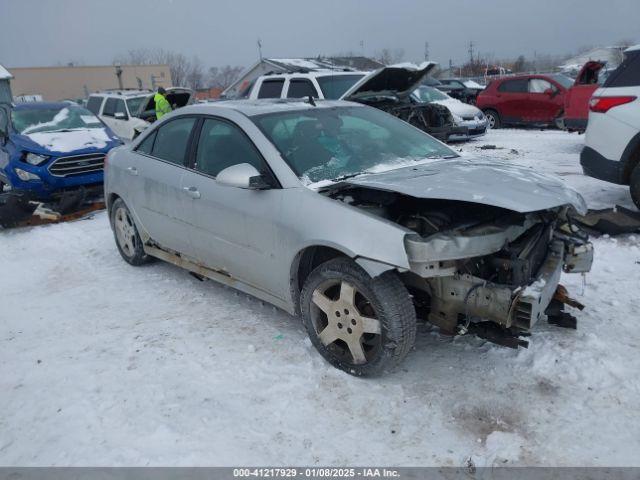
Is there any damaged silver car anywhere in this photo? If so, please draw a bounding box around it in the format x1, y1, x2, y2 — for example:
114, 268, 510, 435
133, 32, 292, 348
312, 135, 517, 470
104, 99, 593, 376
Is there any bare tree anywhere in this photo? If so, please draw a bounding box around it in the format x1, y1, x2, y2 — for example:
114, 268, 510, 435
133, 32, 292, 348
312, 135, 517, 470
185, 56, 205, 90
374, 48, 405, 65
113, 48, 194, 87
207, 65, 244, 89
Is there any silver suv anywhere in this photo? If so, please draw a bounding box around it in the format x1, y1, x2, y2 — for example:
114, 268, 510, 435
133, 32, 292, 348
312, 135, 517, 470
105, 99, 593, 376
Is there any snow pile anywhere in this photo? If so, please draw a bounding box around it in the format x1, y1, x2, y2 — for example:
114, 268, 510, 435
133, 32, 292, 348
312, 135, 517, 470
0, 130, 639, 466
27, 128, 111, 153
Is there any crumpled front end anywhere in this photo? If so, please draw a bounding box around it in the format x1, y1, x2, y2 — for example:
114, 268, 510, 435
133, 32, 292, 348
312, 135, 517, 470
404, 211, 593, 335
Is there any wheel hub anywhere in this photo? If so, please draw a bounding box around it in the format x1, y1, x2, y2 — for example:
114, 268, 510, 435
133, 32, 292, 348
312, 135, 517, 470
311, 281, 381, 365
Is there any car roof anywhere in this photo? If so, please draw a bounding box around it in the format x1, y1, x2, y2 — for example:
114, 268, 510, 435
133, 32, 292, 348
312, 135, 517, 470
13, 101, 78, 111
260, 70, 367, 79
177, 98, 364, 117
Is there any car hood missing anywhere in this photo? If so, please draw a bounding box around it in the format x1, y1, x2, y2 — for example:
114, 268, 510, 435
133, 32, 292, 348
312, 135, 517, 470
324, 157, 587, 214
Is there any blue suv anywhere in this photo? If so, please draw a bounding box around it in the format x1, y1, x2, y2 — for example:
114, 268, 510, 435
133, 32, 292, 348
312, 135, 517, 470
0, 102, 121, 201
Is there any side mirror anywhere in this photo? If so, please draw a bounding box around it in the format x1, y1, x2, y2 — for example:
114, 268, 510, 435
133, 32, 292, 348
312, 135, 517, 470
544, 88, 555, 96
114, 112, 128, 120
216, 163, 272, 190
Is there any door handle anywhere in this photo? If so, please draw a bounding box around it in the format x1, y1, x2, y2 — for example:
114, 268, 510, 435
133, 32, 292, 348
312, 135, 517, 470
183, 186, 201, 199
126, 166, 138, 176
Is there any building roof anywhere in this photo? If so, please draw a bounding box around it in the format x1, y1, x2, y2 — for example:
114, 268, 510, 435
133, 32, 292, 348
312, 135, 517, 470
0, 64, 13, 80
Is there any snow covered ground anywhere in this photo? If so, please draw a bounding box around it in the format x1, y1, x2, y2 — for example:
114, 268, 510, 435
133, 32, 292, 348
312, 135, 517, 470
1, 129, 639, 467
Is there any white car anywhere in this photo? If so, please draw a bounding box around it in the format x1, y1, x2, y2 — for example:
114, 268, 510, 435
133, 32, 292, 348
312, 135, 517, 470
580, 45, 640, 208
413, 85, 488, 140
86, 88, 194, 141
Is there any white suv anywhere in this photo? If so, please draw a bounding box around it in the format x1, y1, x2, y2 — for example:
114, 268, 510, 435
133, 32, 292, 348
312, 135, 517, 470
581, 45, 640, 207
240, 70, 367, 100
87, 88, 194, 141
86, 90, 152, 140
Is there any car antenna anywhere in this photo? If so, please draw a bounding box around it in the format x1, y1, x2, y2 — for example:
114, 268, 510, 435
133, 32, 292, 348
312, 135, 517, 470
307, 95, 316, 106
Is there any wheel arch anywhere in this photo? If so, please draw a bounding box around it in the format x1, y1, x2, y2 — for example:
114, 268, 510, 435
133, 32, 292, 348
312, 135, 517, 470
289, 245, 351, 315
621, 131, 640, 183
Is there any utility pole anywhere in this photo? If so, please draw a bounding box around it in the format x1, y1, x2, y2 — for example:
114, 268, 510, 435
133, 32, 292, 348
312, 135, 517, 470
114, 63, 124, 90
468, 40, 475, 64
424, 41, 429, 61
257, 38, 263, 61
359, 40, 364, 56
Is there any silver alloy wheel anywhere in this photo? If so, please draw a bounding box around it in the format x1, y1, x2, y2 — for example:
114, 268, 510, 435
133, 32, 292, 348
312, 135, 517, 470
114, 206, 137, 258
486, 112, 496, 129
311, 280, 382, 365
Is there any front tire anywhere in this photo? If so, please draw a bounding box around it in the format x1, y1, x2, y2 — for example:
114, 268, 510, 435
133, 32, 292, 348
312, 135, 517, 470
110, 198, 151, 266
630, 164, 640, 209
300, 257, 416, 376
484, 109, 501, 129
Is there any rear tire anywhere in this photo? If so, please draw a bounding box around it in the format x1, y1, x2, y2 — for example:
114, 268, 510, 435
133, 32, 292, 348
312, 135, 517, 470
484, 109, 501, 129
300, 257, 416, 376
630, 164, 640, 209
110, 198, 151, 266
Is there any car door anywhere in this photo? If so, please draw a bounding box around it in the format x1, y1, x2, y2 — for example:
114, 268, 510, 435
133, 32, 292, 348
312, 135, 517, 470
565, 62, 604, 123
495, 78, 529, 123
180, 116, 285, 295
127, 116, 198, 256
528, 78, 563, 123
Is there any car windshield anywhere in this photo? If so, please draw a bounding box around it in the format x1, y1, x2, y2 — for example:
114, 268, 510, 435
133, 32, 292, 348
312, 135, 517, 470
550, 74, 574, 89
253, 105, 457, 185
316, 74, 366, 99
126, 96, 148, 116
11, 106, 103, 134
413, 86, 450, 102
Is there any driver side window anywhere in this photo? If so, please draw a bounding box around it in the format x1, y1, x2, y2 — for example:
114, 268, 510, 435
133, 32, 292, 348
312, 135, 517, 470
194, 118, 267, 177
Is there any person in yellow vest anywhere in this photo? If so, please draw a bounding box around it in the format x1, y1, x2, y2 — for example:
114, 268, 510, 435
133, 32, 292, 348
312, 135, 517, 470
154, 87, 172, 120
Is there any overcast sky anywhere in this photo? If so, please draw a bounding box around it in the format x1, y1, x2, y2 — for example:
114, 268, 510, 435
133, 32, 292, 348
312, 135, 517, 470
1, 0, 637, 69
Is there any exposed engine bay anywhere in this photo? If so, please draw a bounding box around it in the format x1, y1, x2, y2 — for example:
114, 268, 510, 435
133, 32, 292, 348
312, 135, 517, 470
349, 94, 467, 143
323, 184, 594, 347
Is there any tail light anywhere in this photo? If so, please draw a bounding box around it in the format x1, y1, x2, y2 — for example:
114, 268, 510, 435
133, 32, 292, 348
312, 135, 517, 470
589, 96, 637, 113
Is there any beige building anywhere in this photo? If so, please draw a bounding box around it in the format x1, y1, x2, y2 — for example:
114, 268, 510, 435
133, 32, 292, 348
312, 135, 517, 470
7, 64, 173, 101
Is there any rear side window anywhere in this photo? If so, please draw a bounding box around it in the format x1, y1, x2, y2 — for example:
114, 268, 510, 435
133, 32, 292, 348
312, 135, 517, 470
604, 51, 640, 88
136, 131, 156, 155
151, 117, 196, 165
102, 98, 117, 117
258, 79, 285, 98
287, 79, 319, 98
498, 79, 528, 93
114, 99, 127, 118
528, 79, 555, 93
86, 96, 103, 115
194, 118, 266, 177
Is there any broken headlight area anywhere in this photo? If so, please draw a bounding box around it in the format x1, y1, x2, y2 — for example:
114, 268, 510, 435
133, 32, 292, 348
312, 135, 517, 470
328, 188, 594, 347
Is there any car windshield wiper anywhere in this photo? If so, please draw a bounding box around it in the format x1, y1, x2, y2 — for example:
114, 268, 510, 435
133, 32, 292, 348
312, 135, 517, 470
333, 172, 364, 182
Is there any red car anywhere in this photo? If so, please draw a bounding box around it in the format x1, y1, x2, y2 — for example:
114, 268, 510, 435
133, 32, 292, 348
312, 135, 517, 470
476, 74, 574, 128
563, 61, 606, 132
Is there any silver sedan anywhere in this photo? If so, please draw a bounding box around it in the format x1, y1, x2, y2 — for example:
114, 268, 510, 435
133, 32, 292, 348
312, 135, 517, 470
105, 99, 592, 376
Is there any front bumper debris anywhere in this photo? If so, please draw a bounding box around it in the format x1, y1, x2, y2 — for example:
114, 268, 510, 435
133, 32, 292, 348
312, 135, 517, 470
425, 237, 594, 336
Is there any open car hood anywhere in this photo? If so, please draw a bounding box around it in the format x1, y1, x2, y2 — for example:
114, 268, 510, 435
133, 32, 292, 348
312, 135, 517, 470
327, 157, 587, 214
340, 62, 437, 101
